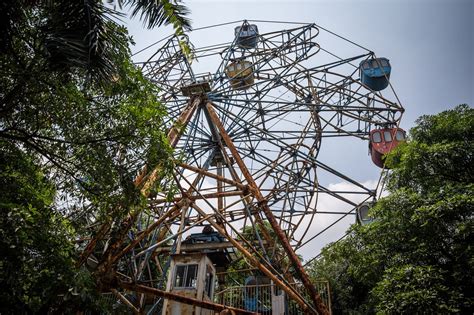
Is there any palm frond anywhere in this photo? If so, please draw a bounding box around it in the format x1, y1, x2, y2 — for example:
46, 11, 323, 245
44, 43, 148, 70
44, 0, 128, 81
124, 0, 192, 33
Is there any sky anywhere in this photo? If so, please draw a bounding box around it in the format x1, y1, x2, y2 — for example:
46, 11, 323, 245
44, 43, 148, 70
126, 0, 473, 126
122, 0, 473, 259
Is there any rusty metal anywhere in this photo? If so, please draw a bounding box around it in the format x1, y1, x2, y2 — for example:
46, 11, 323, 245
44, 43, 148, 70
108, 201, 186, 265
153, 240, 266, 253
76, 217, 112, 267
138, 96, 202, 194
172, 162, 312, 313
151, 190, 244, 204
178, 162, 248, 190
78, 96, 201, 269
163, 164, 306, 308
215, 281, 332, 315
111, 288, 140, 314
75, 20, 408, 314
188, 202, 311, 313
118, 281, 258, 315
205, 102, 328, 315
105, 156, 218, 269
179, 159, 280, 250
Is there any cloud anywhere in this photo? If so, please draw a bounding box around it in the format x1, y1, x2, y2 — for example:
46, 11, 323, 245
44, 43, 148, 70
294, 179, 387, 260
164, 165, 388, 263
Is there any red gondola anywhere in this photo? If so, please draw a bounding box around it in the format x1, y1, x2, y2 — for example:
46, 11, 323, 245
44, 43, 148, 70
369, 127, 406, 168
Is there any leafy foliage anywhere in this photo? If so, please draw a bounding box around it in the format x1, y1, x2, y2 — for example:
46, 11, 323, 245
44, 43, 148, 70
308, 105, 474, 314
0, 1, 176, 217
386, 104, 473, 193
122, 0, 192, 32
1, 0, 192, 81
372, 265, 463, 314
0, 0, 192, 312
0, 143, 106, 313
44, 0, 128, 79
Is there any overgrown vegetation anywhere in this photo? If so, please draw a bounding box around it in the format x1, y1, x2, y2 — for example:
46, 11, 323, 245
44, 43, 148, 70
0, 1, 190, 313
308, 105, 473, 314
2, 2, 472, 314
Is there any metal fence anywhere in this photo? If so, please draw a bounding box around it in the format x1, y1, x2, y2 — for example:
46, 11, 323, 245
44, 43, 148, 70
215, 281, 331, 315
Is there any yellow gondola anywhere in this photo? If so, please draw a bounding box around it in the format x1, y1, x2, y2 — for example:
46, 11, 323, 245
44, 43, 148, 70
225, 60, 254, 90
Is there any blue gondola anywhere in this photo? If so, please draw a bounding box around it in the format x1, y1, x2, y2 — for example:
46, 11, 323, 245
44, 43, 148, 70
234, 24, 259, 49
359, 57, 391, 91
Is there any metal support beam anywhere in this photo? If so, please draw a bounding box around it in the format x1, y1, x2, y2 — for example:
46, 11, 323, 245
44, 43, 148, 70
108, 200, 188, 265
118, 281, 258, 315
205, 102, 329, 315
137, 96, 202, 194
111, 288, 140, 314
178, 162, 247, 190
78, 96, 201, 268
153, 240, 268, 253
150, 190, 244, 204
189, 203, 311, 313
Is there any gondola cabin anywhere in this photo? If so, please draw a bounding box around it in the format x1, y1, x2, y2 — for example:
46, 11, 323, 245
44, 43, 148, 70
225, 60, 254, 90
369, 127, 406, 168
359, 58, 391, 91
356, 202, 374, 225
234, 24, 259, 48
180, 73, 212, 97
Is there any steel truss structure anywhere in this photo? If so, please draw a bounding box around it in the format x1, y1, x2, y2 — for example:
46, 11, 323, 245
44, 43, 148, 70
79, 20, 404, 314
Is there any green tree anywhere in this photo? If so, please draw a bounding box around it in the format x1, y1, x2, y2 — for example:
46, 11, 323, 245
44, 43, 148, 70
0, 1, 190, 205
0, 143, 97, 313
0, 142, 121, 314
0, 0, 191, 80
0, 142, 62, 313
308, 105, 474, 314
0, 1, 192, 312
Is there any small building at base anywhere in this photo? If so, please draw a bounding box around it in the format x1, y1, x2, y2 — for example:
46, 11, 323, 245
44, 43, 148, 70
162, 253, 216, 315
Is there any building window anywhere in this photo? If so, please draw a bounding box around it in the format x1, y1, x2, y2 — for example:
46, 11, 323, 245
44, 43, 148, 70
174, 264, 198, 288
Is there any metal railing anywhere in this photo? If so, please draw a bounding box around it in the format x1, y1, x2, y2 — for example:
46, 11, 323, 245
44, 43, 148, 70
215, 281, 331, 315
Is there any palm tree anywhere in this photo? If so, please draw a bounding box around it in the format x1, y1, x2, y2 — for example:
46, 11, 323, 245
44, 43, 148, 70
0, 0, 191, 80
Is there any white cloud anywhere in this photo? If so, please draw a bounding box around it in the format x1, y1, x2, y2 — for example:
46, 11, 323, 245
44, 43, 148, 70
294, 179, 387, 260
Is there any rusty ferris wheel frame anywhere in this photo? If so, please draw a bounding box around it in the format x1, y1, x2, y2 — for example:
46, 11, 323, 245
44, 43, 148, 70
79, 20, 404, 314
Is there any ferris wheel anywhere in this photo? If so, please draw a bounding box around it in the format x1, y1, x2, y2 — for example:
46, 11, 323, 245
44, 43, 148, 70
138, 19, 403, 245
83, 20, 405, 314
